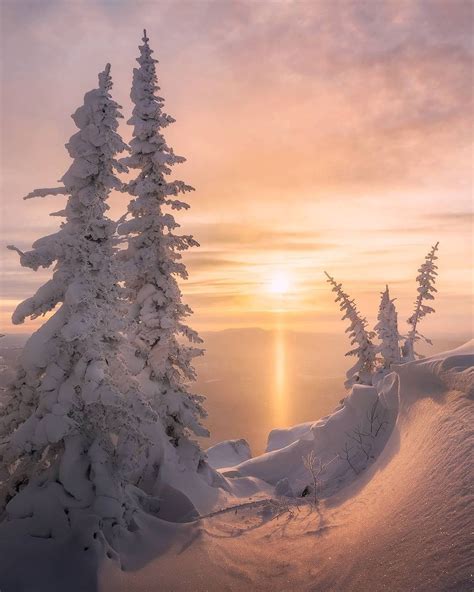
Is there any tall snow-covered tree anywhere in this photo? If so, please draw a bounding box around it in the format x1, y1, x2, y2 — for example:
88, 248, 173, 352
118, 31, 207, 471
374, 285, 401, 370
325, 272, 377, 388
0, 65, 155, 545
403, 242, 440, 360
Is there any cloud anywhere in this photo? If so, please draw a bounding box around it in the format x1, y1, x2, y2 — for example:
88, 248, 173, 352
427, 211, 473, 224
189, 223, 334, 252
1, 0, 472, 333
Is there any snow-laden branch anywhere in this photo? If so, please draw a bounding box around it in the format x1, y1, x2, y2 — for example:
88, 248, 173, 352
12, 278, 64, 325
24, 187, 68, 200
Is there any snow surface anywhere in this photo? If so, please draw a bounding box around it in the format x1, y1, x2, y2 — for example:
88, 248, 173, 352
233, 381, 393, 496
1, 342, 472, 591
206, 438, 252, 470
100, 340, 474, 592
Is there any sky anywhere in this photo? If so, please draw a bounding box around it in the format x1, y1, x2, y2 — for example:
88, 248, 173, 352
0, 0, 473, 337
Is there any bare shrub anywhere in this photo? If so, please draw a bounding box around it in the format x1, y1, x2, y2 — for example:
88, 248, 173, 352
302, 451, 332, 507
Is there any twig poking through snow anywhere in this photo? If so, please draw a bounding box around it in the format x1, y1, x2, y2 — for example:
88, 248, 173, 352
302, 451, 335, 507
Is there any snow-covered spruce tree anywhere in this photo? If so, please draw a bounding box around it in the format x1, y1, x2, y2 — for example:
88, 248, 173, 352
0, 65, 156, 546
374, 285, 401, 370
402, 242, 440, 361
118, 31, 208, 476
325, 272, 377, 388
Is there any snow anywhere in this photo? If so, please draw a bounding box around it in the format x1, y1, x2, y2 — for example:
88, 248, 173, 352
0, 63, 169, 553
325, 272, 377, 387
0, 24, 469, 592
404, 242, 440, 359
205, 438, 252, 470
20, 306, 67, 373
266, 421, 317, 452
0, 341, 472, 591
97, 340, 473, 592
231, 382, 392, 496
118, 31, 206, 465
374, 284, 401, 371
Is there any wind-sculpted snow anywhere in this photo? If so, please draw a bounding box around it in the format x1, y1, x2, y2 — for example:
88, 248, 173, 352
206, 439, 253, 470
95, 342, 473, 592
265, 420, 316, 453
237, 341, 473, 500
1, 343, 472, 591
233, 381, 395, 496
394, 340, 474, 405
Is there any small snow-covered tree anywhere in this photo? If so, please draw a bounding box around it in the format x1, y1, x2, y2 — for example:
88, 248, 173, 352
403, 242, 439, 360
374, 285, 401, 370
118, 31, 207, 472
325, 272, 377, 388
0, 65, 155, 546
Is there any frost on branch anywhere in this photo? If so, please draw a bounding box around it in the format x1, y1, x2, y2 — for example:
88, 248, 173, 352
374, 285, 401, 372
118, 31, 207, 479
24, 187, 68, 200
403, 242, 439, 361
325, 272, 377, 388
0, 65, 157, 548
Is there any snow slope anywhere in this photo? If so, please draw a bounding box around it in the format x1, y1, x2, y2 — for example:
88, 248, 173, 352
100, 341, 473, 592
1, 342, 472, 591
229, 380, 395, 498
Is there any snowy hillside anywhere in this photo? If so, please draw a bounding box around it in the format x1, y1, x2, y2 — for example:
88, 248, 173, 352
2, 341, 471, 591
102, 341, 473, 592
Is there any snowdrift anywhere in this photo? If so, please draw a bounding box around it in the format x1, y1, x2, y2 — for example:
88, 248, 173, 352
206, 438, 252, 470
309, 339, 474, 591
1, 342, 472, 592
98, 341, 473, 592
227, 380, 396, 497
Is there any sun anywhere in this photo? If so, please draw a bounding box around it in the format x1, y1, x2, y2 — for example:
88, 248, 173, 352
268, 271, 291, 295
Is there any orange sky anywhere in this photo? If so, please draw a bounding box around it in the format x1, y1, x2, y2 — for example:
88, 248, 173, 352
1, 0, 473, 338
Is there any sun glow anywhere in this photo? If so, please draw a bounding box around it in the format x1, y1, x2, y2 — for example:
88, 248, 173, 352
268, 271, 292, 295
